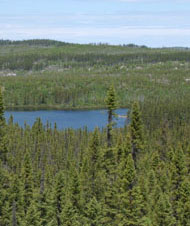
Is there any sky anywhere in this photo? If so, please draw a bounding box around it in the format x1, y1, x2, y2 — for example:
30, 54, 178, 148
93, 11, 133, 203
0, 0, 190, 47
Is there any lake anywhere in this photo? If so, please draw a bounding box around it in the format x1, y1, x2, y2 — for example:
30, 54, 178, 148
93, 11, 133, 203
5, 109, 128, 130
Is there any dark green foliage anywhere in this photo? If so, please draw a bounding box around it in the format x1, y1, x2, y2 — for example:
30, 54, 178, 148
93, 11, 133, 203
83, 197, 103, 226
155, 193, 176, 226
105, 85, 117, 112
0, 106, 190, 225
81, 128, 104, 201
61, 200, 81, 226
21, 151, 34, 212
0, 43, 190, 224
105, 85, 117, 147
0, 39, 69, 47
130, 102, 144, 168
177, 179, 190, 225
61, 168, 84, 225
53, 171, 66, 226
116, 151, 144, 226
170, 146, 189, 223
24, 199, 42, 226
0, 89, 7, 163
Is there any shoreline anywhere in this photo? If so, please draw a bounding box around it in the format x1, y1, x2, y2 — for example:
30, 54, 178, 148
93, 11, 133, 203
5, 105, 129, 112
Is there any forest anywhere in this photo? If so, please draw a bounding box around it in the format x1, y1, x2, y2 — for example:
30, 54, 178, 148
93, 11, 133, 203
1, 40, 190, 128
0, 40, 190, 225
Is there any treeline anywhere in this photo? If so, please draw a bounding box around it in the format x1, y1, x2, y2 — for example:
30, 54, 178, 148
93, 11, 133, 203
1, 50, 190, 71
0, 40, 190, 71
0, 89, 190, 225
0, 39, 147, 48
0, 39, 69, 47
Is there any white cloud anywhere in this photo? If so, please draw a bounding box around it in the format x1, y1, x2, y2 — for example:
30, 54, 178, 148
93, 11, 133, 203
1, 25, 190, 46
0, 5, 190, 47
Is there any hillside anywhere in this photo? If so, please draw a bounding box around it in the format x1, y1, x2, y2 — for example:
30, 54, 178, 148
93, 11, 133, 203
0, 40, 190, 128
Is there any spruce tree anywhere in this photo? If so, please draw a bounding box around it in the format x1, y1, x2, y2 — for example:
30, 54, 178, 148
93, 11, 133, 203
1, 200, 12, 226
20, 150, 34, 214
105, 85, 117, 147
84, 128, 104, 200
0, 88, 7, 164
10, 174, 25, 226
116, 153, 144, 226
84, 197, 103, 226
62, 168, 83, 225
52, 171, 66, 226
61, 200, 81, 226
130, 101, 144, 168
0, 167, 12, 226
37, 189, 53, 226
177, 179, 190, 225
24, 199, 42, 226
155, 192, 176, 226
101, 145, 118, 225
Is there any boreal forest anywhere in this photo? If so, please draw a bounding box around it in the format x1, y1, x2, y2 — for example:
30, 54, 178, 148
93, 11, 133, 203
0, 40, 190, 225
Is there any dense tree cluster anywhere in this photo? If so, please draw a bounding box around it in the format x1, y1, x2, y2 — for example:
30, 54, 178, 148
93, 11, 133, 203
0, 88, 190, 225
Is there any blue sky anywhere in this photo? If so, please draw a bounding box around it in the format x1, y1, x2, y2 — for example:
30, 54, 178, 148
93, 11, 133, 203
1, 0, 190, 47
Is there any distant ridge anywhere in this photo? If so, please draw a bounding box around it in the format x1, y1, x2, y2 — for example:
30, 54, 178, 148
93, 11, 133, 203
0, 39, 70, 47
0, 39, 189, 49
0, 39, 148, 48
0, 39, 190, 49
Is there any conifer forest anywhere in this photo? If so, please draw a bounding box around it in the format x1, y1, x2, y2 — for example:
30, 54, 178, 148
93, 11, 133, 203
0, 40, 190, 225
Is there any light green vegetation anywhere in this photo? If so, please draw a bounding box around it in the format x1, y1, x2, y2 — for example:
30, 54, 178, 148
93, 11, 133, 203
0, 40, 190, 129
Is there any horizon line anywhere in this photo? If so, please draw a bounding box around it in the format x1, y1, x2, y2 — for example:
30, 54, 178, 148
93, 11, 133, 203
0, 38, 190, 49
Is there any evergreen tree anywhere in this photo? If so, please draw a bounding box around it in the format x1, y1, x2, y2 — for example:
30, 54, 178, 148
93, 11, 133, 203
20, 150, 34, 214
116, 153, 144, 225
83, 128, 104, 200
37, 189, 53, 226
0, 88, 7, 164
170, 145, 188, 224
171, 146, 187, 192
177, 179, 190, 225
24, 199, 42, 226
101, 145, 118, 225
61, 200, 81, 226
0, 166, 12, 226
68, 168, 81, 213
1, 200, 12, 225
62, 168, 83, 225
155, 192, 176, 226
130, 102, 144, 168
84, 197, 103, 226
10, 174, 25, 226
105, 85, 117, 147
52, 171, 66, 226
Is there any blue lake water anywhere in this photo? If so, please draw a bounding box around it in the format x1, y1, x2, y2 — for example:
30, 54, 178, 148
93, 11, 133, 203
5, 109, 128, 131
